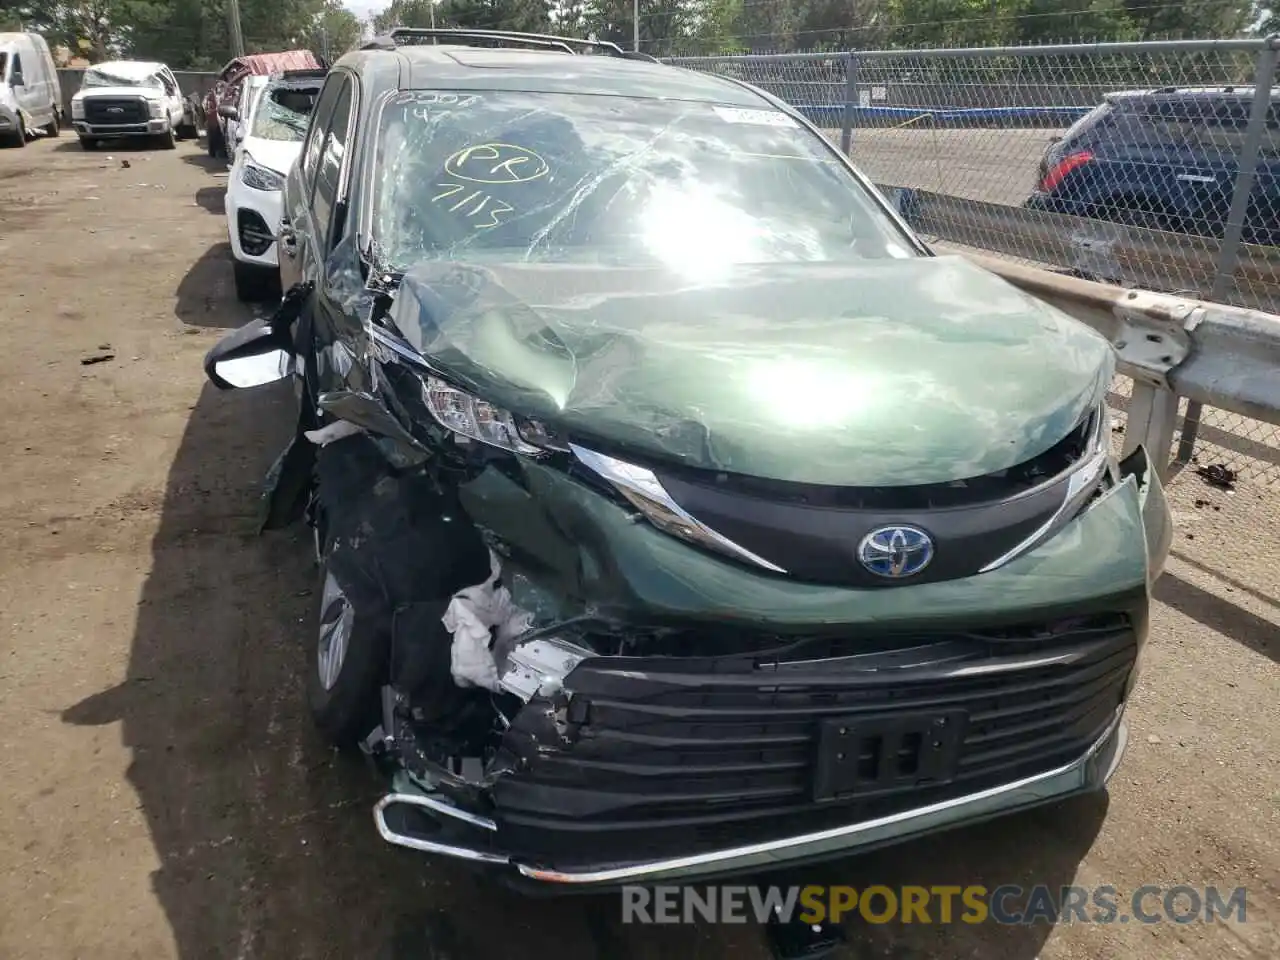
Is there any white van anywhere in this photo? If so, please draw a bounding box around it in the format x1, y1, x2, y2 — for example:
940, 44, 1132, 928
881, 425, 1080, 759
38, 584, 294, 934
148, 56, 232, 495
0, 32, 61, 148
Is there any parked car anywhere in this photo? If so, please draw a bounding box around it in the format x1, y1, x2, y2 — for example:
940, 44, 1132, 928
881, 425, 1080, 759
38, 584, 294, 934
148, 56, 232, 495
181, 91, 205, 140
224, 70, 325, 301
0, 31, 61, 147
202, 29, 1172, 892
70, 60, 188, 150
1027, 86, 1280, 247
204, 49, 322, 160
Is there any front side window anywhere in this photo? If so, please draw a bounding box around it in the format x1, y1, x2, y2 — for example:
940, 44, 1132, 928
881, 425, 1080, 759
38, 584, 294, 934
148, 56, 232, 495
370, 91, 920, 277
312, 79, 354, 247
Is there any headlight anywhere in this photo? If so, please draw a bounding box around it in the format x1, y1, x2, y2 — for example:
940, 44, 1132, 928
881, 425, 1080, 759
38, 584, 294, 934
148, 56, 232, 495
148, 99, 165, 118
570, 444, 786, 573
241, 158, 285, 192
422, 376, 563, 457
71, 100, 84, 119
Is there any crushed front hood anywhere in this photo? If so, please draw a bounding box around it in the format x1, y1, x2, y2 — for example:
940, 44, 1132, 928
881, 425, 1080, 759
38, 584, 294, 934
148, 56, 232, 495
389, 256, 1113, 486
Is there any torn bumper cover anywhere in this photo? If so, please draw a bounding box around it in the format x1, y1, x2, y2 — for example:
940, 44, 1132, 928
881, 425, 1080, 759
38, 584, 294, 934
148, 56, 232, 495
367, 442, 1167, 889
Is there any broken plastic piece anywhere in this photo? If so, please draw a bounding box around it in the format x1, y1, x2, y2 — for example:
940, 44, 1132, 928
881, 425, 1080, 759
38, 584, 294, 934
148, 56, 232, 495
304, 420, 364, 446
442, 550, 533, 691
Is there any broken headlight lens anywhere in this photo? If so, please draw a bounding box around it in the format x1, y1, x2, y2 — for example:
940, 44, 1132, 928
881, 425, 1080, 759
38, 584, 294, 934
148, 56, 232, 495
423, 377, 562, 456
241, 157, 285, 192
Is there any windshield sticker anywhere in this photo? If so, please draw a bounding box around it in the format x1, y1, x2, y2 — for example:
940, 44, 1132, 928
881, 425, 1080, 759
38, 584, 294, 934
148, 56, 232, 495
444, 143, 549, 184
712, 106, 797, 127
430, 183, 516, 229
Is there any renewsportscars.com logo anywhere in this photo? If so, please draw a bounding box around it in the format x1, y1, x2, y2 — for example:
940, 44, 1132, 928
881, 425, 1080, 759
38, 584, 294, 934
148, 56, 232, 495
621, 884, 1249, 926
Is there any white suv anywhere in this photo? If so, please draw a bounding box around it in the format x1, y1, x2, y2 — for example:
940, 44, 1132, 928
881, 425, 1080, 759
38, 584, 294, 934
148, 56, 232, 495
71, 61, 187, 150
223, 71, 324, 300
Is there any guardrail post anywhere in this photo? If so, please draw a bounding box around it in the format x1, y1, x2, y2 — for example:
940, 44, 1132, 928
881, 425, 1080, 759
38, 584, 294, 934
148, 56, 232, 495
1123, 383, 1180, 479
840, 50, 858, 156
1181, 38, 1280, 464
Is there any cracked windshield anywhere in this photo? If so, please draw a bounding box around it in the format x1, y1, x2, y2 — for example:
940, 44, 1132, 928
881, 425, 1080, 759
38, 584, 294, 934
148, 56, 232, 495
251, 86, 317, 141
372, 90, 919, 277
82, 67, 160, 88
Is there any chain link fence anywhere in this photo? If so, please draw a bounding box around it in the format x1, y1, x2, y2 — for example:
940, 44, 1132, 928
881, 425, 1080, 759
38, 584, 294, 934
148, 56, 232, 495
668, 40, 1280, 488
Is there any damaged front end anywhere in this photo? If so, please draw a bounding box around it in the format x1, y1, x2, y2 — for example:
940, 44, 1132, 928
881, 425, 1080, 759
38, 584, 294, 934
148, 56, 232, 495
206, 246, 1170, 889
232, 256, 1168, 892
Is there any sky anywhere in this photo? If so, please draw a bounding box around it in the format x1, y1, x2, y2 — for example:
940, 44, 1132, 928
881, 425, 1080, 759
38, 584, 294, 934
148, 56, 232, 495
343, 0, 383, 22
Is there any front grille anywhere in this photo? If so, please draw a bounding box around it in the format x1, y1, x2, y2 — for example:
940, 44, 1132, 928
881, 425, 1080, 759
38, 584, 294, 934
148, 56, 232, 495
84, 98, 148, 125
493, 616, 1136, 866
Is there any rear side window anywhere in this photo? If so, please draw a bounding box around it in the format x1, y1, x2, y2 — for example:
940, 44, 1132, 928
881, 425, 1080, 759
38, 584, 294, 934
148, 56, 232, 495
1124, 96, 1280, 156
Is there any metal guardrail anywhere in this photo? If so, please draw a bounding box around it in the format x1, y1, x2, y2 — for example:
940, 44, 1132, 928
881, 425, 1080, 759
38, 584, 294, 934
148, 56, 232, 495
667, 39, 1280, 487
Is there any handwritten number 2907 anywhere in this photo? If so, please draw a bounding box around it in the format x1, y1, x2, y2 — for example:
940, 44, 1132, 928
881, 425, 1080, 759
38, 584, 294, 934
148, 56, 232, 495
431, 182, 514, 229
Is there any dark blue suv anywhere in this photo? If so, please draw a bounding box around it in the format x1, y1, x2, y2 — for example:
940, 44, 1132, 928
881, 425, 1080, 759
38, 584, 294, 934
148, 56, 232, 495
1026, 87, 1279, 246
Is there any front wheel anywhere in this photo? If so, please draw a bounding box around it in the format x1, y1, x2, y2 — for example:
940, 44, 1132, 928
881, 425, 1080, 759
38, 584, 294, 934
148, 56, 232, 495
156, 125, 176, 150
305, 552, 388, 748
78, 135, 97, 151
43, 113, 61, 137
3, 118, 25, 148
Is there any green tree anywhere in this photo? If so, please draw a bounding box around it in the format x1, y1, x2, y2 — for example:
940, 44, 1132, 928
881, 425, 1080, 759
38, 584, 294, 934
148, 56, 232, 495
301, 0, 365, 59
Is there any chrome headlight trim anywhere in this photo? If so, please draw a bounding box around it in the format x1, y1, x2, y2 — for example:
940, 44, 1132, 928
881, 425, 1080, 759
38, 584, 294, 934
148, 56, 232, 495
979, 402, 1112, 574
571, 444, 787, 574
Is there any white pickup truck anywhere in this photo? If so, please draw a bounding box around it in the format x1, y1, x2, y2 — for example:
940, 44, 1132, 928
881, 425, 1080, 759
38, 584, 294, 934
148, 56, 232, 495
71, 60, 193, 150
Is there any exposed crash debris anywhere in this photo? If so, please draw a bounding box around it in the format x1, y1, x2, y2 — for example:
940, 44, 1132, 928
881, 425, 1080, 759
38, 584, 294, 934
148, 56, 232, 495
303, 420, 363, 446
442, 549, 533, 691
1195, 463, 1238, 491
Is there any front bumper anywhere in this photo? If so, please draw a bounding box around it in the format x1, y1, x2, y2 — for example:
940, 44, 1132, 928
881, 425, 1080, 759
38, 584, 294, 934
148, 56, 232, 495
369, 444, 1169, 888
74, 118, 171, 139
377, 708, 1128, 888
225, 179, 283, 268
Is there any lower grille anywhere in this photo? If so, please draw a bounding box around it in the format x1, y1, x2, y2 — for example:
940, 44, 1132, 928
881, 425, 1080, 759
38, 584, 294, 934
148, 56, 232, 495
493, 616, 1136, 866
238, 209, 274, 256
84, 98, 148, 125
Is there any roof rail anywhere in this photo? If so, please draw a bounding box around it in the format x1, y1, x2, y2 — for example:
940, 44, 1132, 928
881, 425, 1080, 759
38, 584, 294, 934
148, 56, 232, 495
367, 27, 643, 59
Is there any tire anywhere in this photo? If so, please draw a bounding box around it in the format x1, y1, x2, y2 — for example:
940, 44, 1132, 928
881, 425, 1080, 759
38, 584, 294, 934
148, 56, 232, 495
3, 117, 25, 148
156, 124, 176, 150
233, 259, 280, 303
78, 136, 97, 151
43, 112, 61, 137
305, 547, 388, 748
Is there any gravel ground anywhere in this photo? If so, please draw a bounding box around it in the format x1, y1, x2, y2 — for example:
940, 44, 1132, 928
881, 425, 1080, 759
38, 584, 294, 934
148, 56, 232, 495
0, 135, 1277, 960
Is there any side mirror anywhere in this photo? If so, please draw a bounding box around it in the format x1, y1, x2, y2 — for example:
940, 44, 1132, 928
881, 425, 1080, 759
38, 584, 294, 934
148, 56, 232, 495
218, 104, 239, 121
204, 316, 294, 389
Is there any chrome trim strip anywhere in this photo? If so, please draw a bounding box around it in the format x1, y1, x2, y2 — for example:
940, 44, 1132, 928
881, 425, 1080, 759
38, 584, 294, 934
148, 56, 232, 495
374, 793, 510, 865
1102, 718, 1129, 785
377, 790, 498, 831
570, 444, 787, 574
979, 406, 1111, 574
515, 707, 1124, 884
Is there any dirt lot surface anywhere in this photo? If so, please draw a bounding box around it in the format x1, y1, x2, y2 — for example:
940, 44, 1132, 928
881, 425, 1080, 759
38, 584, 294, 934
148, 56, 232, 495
0, 135, 1278, 960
